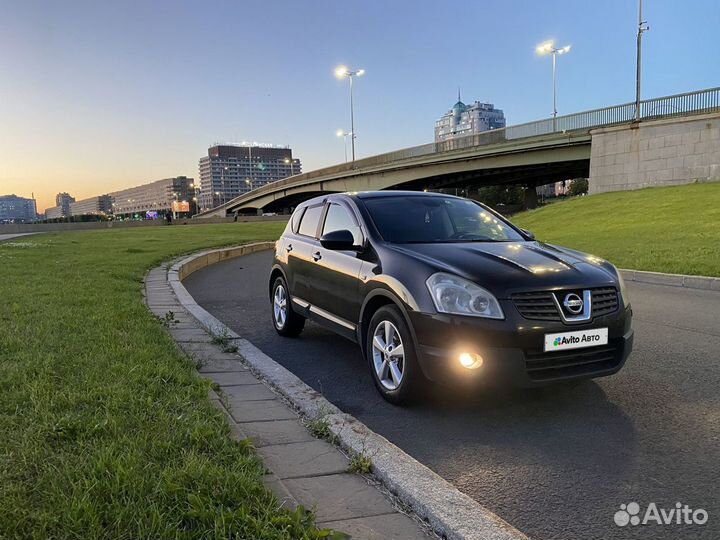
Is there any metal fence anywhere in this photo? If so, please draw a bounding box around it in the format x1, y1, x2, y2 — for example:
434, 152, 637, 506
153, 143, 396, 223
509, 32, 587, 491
214, 87, 720, 212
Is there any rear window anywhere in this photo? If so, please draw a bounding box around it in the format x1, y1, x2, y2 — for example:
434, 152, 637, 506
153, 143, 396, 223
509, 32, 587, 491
297, 205, 323, 237
290, 207, 305, 233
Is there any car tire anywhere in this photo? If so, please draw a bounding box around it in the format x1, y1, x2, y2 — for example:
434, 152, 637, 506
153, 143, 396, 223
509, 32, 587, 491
271, 276, 305, 337
366, 305, 424, 405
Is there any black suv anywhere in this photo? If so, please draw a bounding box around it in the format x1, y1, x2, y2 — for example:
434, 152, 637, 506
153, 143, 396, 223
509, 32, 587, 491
269, 191, 633, 404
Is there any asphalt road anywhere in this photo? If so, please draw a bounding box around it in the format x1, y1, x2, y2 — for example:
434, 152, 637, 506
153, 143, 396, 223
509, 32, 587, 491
0, 233, 38, 242
185, 250, 720, 540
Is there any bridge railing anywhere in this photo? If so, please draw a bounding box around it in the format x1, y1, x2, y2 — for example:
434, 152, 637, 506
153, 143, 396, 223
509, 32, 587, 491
345, 87, 720, 171
208, 87, 720, 214
641, 87, 720, 118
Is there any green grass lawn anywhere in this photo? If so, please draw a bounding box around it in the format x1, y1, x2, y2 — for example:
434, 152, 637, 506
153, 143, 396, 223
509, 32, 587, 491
512, 183, 720, 277
1, 184, 716, 537
0, 223, 338, 539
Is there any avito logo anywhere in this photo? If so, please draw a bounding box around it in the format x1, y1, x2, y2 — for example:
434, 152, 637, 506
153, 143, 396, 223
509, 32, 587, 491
614, 502, 709, 527
553, 334, 601, 347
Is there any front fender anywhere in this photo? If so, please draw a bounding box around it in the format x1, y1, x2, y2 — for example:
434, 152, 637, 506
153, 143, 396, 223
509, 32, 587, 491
358, 281, 426, 358
363, 275, 422, 313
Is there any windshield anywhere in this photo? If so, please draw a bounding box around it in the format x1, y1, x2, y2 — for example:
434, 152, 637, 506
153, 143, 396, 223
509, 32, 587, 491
362, 196, 525, 243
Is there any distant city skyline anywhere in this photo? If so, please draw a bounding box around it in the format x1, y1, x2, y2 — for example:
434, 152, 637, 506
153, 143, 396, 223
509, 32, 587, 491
1, 0, 718, 212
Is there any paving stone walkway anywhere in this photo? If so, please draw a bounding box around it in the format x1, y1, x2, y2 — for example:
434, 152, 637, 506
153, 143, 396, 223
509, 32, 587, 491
144, 263, 432, 540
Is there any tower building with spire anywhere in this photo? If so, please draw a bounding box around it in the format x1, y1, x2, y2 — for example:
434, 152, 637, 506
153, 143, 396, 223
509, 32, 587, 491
434, 90, 506, 142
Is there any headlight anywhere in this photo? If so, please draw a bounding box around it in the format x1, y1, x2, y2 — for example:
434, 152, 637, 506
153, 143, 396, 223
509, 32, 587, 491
617, 270, 631, 307
426, 273, 504, 319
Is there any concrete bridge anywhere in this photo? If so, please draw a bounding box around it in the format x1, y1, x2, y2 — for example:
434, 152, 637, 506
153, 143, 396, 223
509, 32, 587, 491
198, 88, 720, 217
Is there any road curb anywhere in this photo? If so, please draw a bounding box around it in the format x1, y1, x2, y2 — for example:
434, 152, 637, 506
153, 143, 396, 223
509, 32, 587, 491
167, 243, 529, 540
620, 269, 720, 291
152, 245, 436, 539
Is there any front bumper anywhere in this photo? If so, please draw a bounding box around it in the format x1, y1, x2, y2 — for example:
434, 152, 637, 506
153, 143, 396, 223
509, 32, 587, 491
409, 303, 633, 387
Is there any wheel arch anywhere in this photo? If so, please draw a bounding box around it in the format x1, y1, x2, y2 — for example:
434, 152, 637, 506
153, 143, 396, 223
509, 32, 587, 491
358, 289, 420, 357
268, 264, 288, 300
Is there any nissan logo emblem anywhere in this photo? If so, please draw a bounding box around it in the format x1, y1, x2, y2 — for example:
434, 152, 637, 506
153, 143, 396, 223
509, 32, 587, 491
563, 293, 584, 314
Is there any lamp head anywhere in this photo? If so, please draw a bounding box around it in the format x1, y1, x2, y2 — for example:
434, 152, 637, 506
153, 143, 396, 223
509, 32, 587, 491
536, 41, 554, 55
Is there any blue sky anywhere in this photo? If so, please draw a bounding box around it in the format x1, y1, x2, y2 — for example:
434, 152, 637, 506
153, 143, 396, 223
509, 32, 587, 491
1, 0, 718, 210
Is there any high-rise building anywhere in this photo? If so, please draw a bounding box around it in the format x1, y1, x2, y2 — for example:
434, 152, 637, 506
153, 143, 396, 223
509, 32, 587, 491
198, 144, 301, 211
109, 176, 195, 217
56, 192, 75, 217
45, 192, 76, 220
0, 194, 37, 222
434, 92, 506, 142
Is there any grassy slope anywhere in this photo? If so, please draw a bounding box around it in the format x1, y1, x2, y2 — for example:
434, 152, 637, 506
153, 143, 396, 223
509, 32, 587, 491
512, 183, 720, 277
0, 223, 334, 539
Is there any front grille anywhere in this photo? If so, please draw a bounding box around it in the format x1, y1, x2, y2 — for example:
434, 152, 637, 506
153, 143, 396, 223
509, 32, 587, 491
525, 341, 623, 381
511, 286, 619, 322
511, 291, 560, 321
591, 287, 619, 317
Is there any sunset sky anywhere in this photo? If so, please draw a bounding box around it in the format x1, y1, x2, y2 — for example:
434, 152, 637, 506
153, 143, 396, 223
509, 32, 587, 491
1, 0, 718, 212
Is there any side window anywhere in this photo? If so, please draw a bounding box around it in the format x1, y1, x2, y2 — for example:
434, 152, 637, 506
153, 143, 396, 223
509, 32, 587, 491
322, 203, 362, 245
290, 207, 305, 233
297, 205, 323, 238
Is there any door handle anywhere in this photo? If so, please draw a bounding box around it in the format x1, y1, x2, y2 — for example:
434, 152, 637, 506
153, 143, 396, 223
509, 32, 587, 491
312, 251, 322, 261
286, 244, 293, 252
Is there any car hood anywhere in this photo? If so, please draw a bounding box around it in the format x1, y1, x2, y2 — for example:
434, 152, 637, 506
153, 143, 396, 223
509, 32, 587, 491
387, 241, 619, 297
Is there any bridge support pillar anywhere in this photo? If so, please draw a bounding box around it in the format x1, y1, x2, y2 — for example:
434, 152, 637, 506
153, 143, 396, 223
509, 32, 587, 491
589, 111, 720, 193
523, 187, 538, 209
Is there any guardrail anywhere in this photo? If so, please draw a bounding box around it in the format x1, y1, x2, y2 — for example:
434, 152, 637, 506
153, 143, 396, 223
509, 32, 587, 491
204, 87, 720, 214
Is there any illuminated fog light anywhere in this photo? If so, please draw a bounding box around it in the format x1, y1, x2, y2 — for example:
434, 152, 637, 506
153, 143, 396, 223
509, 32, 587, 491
458, 352, 483, 370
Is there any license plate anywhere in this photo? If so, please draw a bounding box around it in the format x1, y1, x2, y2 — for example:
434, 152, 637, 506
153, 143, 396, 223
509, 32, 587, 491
544, 328, 608, 352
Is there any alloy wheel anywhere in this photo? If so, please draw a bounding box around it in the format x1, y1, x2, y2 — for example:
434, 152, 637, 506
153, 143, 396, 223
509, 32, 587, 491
371, 320, 405, 390
273, 284, 287, 329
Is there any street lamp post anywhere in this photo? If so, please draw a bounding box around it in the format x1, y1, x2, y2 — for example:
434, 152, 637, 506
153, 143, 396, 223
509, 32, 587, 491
336, 129, 351, 163
188, 182, 196, 216
283, 157, 294, 177
536, 41, 571, 130
247, 145, 256, 191
221, 166, 228, 206
245, 178, 254, 191
172, 191, 178, 220
635, 0, 650, 121
334, 65, 364, 162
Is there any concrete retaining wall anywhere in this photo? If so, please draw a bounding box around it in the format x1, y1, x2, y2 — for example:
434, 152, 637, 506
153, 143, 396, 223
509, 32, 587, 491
0, 215, 288, 234
589, 112, 720, 193
175, 242, 275, 281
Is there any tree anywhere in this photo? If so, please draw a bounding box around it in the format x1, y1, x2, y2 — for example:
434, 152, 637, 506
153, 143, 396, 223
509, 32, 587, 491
472, 185, 525, 207
568, 178, 589, 196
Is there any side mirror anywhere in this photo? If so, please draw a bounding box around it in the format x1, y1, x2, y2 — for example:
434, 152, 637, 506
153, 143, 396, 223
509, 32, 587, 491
521, 228, 535, 240
320, 229, 356, 250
